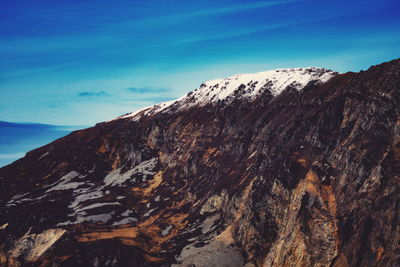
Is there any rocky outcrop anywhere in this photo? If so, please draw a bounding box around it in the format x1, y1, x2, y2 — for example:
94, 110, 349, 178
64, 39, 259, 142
0, 59, 400, 266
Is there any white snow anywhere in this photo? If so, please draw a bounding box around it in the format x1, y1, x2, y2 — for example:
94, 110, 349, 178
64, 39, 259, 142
118, 100, 177, 120
45, 171, 83, 192
6, 192, 47, 207
75, 202, 121, 213
143, 208, 157, 217
6, 192, 29, 206
59, 211, 114, 225
103, 158, 158, 186
189, 67, 336, 103
70, 190, 104, 208
161, 225, 173, 237
83, 213, 113, 223
121, 210, 133, 216
112, 217, 138, 226
57, 221, 72, 226
117, 67, 337, 121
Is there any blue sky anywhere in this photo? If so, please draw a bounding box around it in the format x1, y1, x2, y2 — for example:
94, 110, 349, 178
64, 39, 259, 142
0, 0, 399, 126
0, 121, 77, 166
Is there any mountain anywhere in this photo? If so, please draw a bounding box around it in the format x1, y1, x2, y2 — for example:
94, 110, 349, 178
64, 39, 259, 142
1, 59, 400, 267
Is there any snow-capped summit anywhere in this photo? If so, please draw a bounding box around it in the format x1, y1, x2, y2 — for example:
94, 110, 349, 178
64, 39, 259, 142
118, 67, 338, 121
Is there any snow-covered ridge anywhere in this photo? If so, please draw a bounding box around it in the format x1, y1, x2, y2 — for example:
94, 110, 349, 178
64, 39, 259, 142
117, 67, 338, 121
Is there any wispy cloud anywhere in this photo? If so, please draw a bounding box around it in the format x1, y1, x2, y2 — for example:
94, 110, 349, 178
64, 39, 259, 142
175, 22, 294, 44
174, 9, 371, 45
142, 0, 303, 27
78, 91, 110, 97
0, 60, 89, 78
126, 86, 170, 94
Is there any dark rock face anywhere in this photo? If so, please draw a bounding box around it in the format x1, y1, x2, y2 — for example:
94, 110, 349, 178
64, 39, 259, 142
1, 59, 400, 267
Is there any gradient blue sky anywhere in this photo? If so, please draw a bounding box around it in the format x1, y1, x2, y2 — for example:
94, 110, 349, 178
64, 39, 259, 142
1, 0, 399, 125
0, 121, 77, 166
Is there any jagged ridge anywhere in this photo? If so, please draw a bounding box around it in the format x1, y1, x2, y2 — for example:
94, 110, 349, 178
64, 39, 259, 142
118, 67, 337, 121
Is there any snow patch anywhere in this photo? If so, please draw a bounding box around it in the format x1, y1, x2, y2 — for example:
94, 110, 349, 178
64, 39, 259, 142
59, 212, 114, 225
143, 208, 157, 217
83, 213, 113, 223
6, 192, 47, 207
118, 100, 177, 120
69, 189, 104, 210
45, 171, 83, 192
6, 192, 29, 206
121, 210, 133, 216
112, 217, 138, 226
161, 225, 173, 237
75, 202, 121, 213
103, 158, 158, 186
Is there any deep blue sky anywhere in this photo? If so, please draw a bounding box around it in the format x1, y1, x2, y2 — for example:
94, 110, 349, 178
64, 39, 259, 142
0, 0, 399, 125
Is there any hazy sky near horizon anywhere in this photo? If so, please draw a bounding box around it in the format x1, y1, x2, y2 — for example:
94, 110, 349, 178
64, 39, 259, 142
1, 0, 399, 125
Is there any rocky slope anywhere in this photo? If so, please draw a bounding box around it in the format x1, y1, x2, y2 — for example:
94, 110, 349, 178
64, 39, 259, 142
1, 59, 400, 267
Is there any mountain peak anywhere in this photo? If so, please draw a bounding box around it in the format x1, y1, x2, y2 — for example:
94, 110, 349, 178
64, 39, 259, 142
196, 67, 337, 98
118, 67, 338, 121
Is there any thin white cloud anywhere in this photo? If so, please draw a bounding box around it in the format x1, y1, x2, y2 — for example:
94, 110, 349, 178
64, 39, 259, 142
173, 8, 374, 45
0, 60, 89, 78
174, 22, 294, 44
140, 0, 304, 27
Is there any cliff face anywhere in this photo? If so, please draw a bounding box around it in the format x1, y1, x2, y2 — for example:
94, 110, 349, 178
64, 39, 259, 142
1, 60, 400, 267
